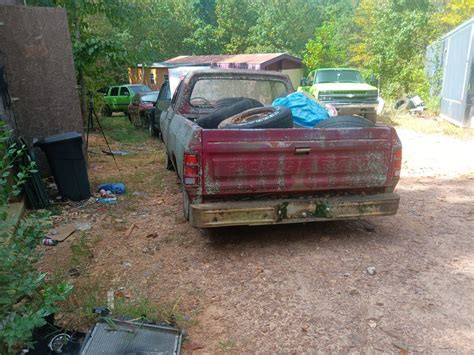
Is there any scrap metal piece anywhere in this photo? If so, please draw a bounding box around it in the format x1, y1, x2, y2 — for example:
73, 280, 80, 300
80, 319, 182, 355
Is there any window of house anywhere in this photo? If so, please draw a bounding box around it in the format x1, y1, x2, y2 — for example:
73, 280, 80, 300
164, 74, 169, 82
150, 73, 155, 85
110, 87, 119, 96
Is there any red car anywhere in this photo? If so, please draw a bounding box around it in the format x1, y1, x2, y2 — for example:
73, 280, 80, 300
127, 91, 159, 127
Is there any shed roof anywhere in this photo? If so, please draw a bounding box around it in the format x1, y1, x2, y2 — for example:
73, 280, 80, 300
440, 17, 474, 40
163, 53, 302, 66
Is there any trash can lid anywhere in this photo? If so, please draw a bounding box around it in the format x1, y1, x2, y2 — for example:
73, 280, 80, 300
34, 131, 83, 147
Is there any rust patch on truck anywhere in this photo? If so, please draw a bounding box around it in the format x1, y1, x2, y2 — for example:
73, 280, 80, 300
190, 193, 400, 228
204, 163, 220, 194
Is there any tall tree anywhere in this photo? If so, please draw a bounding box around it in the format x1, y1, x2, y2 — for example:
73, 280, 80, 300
303, 0, 356, 69
246, 0, 320, 56
349, 0, 437, 97
214, 0, 259, 54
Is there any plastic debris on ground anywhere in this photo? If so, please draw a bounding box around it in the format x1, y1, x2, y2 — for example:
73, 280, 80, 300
96, 197, 117, 204
102, 149, 129, 156
97, 182, 126, 194
272, 92, 329, 128
393, 95, 425, 112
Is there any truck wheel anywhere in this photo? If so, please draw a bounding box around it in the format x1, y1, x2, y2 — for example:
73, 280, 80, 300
196, 99, 263, 129
165, 153, 175, 171
149, 114, 157, 136
314, 115, 375, 128
102, 105, 112, 117
182, 191, 190, 221
218, 106, 293, 129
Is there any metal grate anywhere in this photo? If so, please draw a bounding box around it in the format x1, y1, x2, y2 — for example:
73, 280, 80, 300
80, 320, 182, 355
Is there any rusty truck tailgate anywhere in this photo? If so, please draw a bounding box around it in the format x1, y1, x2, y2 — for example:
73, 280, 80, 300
200, 127, 398, 197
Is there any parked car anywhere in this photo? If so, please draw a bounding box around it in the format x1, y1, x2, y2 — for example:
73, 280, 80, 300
128, 91, 160, 127
159, 69, 401, 228
298, 68, 379, 122
102, 84, 151, 116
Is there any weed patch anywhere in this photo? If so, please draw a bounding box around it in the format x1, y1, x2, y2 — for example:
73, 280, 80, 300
99, 116, 151, 144
379, 111, 474, 139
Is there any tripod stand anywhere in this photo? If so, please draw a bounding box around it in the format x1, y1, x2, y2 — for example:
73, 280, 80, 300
85, 93, 120, 172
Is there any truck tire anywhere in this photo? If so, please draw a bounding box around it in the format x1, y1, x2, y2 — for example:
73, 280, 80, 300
218, 106, 293, 129
149, 114, 157, 136
365, 112, 377, 123
183, 191, 190, 221
315, 115, 375, 128
214, 97, 259, 109
393, 97, 409, 111
196, 99, 263, 129
165, 153, 175, 171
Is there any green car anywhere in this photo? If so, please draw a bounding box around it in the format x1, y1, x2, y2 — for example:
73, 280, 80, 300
298, 68, 379, 122
102, 84, 151, 116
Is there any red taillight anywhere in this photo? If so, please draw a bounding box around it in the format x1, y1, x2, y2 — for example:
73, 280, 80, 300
184, 154, 198, 165
183, 152, 199, 186
392, 147, 402, 177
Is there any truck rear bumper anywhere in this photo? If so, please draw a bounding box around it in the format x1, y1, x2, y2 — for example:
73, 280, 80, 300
190, 193, 400, 228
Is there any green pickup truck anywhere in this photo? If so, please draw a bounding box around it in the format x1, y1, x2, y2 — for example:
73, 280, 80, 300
102, 84, 151, 116
298, 68, 379, 122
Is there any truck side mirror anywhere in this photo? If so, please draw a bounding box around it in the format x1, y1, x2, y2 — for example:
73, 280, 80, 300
157, 98, 171, 111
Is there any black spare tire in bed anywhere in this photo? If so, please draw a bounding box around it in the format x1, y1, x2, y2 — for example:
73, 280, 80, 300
213, 97, 258, 109
314, 115, 375, 128
195, 98, 263, 129
218, 106, 293, 129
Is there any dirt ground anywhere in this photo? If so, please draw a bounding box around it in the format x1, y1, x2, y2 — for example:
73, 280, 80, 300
39, 121, 474, 353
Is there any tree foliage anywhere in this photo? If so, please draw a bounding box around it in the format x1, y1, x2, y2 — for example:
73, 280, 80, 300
29, 0, 474, 101
349, 0, 436, 97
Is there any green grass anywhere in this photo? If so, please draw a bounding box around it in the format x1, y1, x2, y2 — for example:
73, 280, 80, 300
379, 110, 474, 139
99, 115, 151, 144
114, 297, 195, 329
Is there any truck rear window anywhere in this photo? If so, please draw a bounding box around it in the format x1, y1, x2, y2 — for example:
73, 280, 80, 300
190, 79, 288, 106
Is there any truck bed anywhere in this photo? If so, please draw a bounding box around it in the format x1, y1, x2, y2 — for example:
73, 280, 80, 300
200, 126, 400, 199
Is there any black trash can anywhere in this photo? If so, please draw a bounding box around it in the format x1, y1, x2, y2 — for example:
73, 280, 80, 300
34, 132, 91, 201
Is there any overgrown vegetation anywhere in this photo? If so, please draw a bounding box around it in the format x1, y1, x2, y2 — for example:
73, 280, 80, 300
379, 111, 474, 139
100, 115, 151, 144
28, 0, 474, 111
0, 122, 72, 354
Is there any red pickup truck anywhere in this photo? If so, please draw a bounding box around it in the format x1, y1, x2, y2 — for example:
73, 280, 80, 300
158, 69, 401, 228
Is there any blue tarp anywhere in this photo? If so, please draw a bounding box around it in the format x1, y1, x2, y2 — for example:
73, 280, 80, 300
273, 92, 329, 128
97, 183, 126, 194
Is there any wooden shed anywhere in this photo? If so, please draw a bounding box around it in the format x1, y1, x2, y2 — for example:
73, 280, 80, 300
164, 53, 303, 88
129, 53, 304, 89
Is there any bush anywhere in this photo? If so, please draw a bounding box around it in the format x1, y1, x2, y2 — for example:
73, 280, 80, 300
0, 122, 72, 354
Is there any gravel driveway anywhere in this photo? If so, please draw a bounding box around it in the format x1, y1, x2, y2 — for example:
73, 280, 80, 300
41, 127, 474, 353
